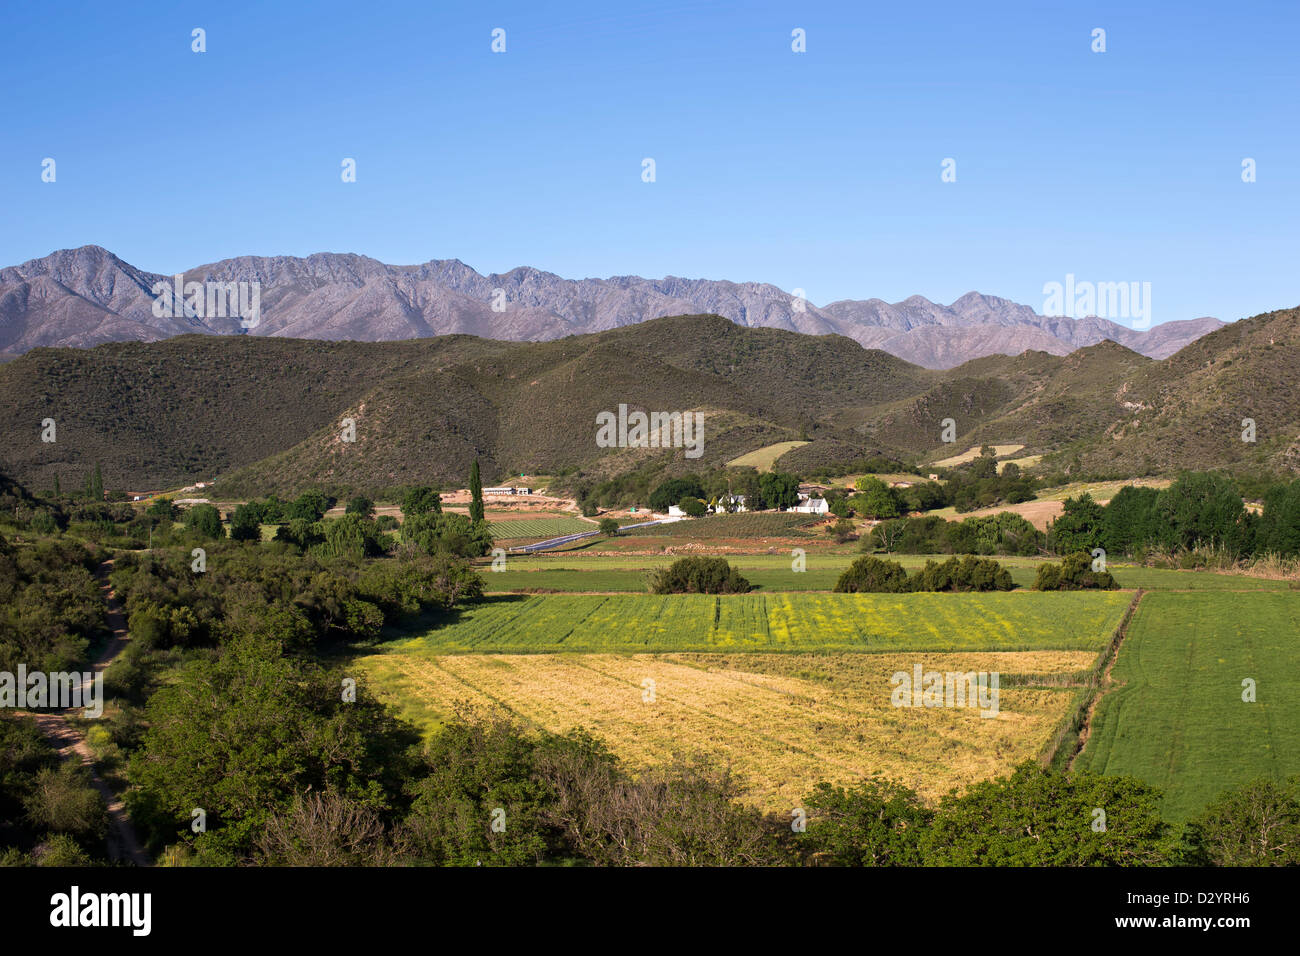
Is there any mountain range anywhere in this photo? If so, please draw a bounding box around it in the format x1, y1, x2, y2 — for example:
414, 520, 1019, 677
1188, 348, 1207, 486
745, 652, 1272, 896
0, 246, 1223, 369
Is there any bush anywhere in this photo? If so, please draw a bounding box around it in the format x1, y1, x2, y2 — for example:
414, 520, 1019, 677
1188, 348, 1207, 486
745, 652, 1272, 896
677, 496, 707, 518
909, 556, 1014, 592
648, 557, 750, 594
834, 556, 910, 593
827, 518, 856, 543
1035, 552, 1118, 590
183, 504, 225, 539
597, 518, 620, 536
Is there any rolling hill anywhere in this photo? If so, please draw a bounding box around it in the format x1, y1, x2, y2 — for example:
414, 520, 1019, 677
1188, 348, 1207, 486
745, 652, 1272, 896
0, 307, 1296, 497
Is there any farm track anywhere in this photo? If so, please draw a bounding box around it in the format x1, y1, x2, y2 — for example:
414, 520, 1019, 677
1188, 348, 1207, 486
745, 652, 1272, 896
1066, 589, 1144, 771
16, 557, 149, 866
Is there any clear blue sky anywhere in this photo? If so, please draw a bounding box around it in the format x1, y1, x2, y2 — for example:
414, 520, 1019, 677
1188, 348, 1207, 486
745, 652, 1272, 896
3, 0, 1296, 324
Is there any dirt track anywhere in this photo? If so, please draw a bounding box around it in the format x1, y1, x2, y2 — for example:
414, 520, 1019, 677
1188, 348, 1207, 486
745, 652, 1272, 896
16, 558, 149, 866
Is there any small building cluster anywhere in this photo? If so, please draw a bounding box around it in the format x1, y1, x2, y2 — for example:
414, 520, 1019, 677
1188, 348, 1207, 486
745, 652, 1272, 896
484, 486, 534, 496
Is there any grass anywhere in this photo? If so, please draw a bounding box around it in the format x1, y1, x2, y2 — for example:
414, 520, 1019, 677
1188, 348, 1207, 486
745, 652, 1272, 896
482, 552, 1293, 593
486, 517, 594, 539
355, 649, 1092, 808
631, 512, 824, 538
1076, 591, 1300, 822
932, 444, 1024, 467
382, 591, 1133, 654
725, 440, 811, 472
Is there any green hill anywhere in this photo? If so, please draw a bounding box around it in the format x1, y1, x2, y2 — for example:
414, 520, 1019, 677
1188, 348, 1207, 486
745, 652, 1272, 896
1, 308, 1297, 496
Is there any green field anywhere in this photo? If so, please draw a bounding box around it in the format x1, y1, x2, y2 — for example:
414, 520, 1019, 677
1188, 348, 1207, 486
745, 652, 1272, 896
486, 517, 595, 539
1076, 591, 1300, 821
611, 512, 825, 538
485, 552, 1292, 594
383, 590, 1133, 654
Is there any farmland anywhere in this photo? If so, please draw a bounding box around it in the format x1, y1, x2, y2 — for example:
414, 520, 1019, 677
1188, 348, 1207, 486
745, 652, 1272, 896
725, 440, 810, 471
631, 512, 824, 537
484, 516, 595, 539
483, 551, 1293, 594
356, 649, 1094, 807
932, 444, 1025, 467
1075, 591, 1300, 822
380, 591, 1132, 654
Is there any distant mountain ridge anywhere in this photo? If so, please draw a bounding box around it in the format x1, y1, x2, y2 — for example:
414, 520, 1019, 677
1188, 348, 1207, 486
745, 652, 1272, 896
0, 245, 1223, 368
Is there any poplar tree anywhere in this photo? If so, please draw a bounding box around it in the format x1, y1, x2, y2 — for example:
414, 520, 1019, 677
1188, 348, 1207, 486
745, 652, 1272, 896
469, 460, 485, 523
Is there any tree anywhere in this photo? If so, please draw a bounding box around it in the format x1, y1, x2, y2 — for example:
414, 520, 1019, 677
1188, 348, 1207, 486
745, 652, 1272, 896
128, 633, 420, 862
921, 764, 1173, 866
833, 556, 910, 593
802, 778, 931, 866
90, 463, 104, 501
1256, 479, 1300, 557
285, 490, 333, 522
1048, 492, 1105, 554
401, 486, 442, 519
402, 714, 556, 866
1156, 472, 1249, 554
1182, 777, 1300, 866
183, 504, 225, 539
321, 514, 383, 559
759, 472, 800, 511
345, 495, 375, 519
229, 503, 263, 542
401, 512, 493, 558
649, 477, 705, 512
1035, 552, 1117, 590
147, 498, 179, 523
853, 476, 900, 519
677, 496, 707, 518
469, 460, 485, 523
598, 518, 620, 536
648, 557, 750, 594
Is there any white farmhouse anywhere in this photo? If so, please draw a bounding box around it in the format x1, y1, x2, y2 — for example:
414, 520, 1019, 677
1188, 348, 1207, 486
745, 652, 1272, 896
791, 494, 830, 515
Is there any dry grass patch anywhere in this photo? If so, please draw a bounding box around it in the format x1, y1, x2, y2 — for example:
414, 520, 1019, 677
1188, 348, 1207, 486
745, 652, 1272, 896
357, 650, 1093, 809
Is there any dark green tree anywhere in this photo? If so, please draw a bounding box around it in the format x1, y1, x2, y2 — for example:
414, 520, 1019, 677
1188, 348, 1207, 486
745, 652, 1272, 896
469, 460, 485, 523
183, 504, 225, 539
345, 495, 375, 519
401, 486, 442, 518
921, 764, 1172, 866
1048, 492, 1106, 554
802, 777, 932, 866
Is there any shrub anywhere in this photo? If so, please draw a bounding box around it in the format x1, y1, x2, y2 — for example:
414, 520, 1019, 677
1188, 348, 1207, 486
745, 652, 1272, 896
909, 556, 1014, 592
1035, 552, 1118, 590
833, 556, 910, 593
648, 557, 751, 594
677, 496, 707, 518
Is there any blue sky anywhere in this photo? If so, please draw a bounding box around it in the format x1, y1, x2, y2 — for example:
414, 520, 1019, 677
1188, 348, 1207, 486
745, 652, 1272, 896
3, 0, 1296, 324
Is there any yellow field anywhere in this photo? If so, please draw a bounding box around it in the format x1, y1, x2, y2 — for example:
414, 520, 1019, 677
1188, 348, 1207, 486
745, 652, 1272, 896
932, 444, 1025, 467
357, 649, 1094, 808
725, 440, 810, 472
997, 455, 1042, 473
